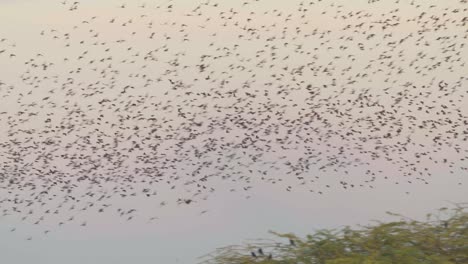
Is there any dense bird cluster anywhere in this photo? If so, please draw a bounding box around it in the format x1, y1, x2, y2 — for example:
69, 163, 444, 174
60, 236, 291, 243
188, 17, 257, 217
0, 0, 467, 239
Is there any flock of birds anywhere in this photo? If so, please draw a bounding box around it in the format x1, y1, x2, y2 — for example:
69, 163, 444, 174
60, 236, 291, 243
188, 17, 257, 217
0, 0, 467, 240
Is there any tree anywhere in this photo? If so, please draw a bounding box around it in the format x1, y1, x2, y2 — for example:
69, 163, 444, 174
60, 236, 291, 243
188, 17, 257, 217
199, 205, 467, 264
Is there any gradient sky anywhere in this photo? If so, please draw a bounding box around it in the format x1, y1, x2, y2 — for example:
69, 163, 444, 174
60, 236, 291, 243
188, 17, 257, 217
0, 0, 467, 263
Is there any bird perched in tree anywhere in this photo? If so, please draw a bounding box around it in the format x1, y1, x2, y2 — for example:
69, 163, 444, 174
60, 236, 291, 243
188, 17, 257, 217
289, 238, 296, 246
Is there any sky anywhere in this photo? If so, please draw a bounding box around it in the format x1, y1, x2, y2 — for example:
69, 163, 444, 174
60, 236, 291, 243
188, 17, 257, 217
0, 0, 467, 263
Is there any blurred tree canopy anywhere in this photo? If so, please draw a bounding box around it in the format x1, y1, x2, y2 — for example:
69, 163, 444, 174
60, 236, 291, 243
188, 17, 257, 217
199, 205, 467, 264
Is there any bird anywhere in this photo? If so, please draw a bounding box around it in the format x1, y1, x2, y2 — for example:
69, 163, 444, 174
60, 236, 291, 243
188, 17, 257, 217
289, 238, 296, 246
0, 0, 465, 238
258, 248, 264, 256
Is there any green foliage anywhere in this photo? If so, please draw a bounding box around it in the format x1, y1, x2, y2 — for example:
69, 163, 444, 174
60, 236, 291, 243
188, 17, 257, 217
199, 205, 467, 264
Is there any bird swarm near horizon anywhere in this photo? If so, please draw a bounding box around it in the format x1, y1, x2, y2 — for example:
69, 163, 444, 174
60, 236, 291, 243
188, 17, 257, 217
0, 0, 467, 239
